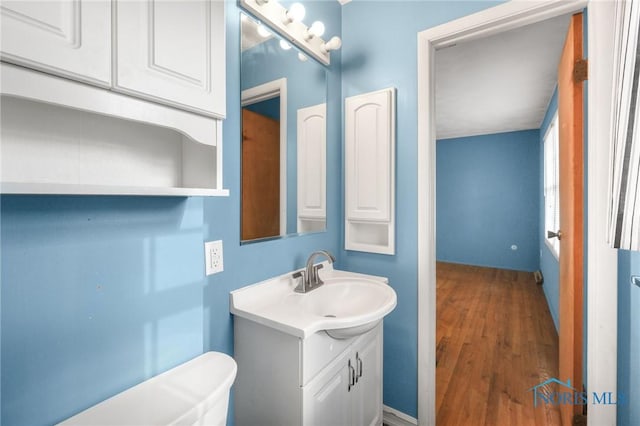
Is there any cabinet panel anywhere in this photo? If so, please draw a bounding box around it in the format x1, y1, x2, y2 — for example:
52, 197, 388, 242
297, 103, 327, 221
353, 326, 383, 426
0, 0, 111, 86
345, 89, 394, 222
114, 0, 225, 117
303, 349, 352, 426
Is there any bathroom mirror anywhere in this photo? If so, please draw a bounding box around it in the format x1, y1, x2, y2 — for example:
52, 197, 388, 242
240, 12, 327, 243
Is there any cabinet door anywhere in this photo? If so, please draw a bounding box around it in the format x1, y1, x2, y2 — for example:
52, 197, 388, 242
0, 0, 111, 86
114, 0, 225, 118
297, 103, 327, 221
345, 88, 394, 222
303, 351, 352, 426
352, 325, 383, 426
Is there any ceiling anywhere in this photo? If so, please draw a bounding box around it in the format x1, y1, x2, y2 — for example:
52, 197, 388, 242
435, 14, 572, 140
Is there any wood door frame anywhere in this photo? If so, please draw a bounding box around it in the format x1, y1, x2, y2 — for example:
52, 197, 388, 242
242, 78, 288, 237
417, 1, 619, 425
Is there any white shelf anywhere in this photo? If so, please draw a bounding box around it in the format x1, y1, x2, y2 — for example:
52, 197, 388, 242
1, 64, 227, 197
0, 182, 229, 197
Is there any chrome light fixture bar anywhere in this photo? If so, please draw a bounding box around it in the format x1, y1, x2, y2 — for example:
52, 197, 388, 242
238, 0, 340, 65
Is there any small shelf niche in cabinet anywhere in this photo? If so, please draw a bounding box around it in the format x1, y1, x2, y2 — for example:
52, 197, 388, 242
0, 96, 227, 197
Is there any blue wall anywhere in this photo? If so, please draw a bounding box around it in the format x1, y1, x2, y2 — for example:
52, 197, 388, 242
436, 130, 540, 272
244, 97, 280, 120
618, 250, 640, 426
1, 197, 206, 426
539, 87, 560, 330
0, 1, 341, 425
339, 0, 502, 417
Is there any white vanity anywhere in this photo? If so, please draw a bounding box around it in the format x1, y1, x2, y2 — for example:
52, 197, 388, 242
230, 263, 397, 426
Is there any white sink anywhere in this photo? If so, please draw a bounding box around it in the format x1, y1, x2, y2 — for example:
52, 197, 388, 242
230, 264, 397, 339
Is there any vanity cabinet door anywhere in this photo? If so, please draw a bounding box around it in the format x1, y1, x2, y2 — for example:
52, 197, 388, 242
0, 0, 111, 86
302, 349, 352, 426
297, 103, 327, 222
114, 0, 225, 118
352, 325, 383, 426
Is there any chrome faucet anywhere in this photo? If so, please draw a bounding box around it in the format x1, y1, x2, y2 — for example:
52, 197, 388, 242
292, 250, 336, 293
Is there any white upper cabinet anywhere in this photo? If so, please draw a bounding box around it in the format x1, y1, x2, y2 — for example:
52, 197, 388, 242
0, 0, 227, 196
345, 88, 396, 255
114, 0, 226, 118
345, 89, 394, 222
297, 103, 327, 223
0, 0, 112, 86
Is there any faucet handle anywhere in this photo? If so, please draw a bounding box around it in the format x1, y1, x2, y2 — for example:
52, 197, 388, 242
292, 270, 307, 293
312, 263, 325, 285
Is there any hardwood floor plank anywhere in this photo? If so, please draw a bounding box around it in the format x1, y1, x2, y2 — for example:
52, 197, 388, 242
436, 262, 561, 426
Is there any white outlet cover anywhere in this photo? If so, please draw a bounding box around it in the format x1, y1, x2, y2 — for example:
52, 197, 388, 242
205, 240, 224, 276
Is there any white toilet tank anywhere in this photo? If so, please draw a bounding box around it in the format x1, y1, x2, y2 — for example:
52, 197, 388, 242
59, 352, 237, 426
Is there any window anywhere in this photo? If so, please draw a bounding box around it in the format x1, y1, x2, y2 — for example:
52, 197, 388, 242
544, 113, 560, 258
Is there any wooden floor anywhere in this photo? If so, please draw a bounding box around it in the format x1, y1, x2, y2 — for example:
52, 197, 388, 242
436, 262, 561, 426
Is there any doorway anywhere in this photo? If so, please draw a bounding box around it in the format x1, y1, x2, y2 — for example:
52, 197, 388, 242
433, 14, 570, 424
417, 1, 618, 424
241, 78, 288, 241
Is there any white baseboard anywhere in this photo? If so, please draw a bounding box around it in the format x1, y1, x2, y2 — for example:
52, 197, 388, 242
383, 405, 417, 426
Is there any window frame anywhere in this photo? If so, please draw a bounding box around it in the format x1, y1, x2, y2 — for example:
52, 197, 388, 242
543, 112, 560, 259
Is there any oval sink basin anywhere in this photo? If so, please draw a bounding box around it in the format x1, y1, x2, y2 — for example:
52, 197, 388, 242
230, 265, 397, 339
286, 277, 397, 339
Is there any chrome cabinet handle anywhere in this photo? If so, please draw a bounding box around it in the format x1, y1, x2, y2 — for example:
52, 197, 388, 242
355, 353, 359, 383
348, 360, 356, 391
357, 353, 363, 379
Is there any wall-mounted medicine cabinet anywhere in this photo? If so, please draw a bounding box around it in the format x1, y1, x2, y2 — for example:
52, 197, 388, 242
345, 88, 396, 255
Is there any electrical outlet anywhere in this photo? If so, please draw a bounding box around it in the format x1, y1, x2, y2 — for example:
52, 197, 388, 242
204, 240, 224, 275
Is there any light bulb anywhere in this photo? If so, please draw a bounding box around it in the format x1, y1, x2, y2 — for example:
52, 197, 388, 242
298, 52, 308, 62
321, 36, 342, 53
280, 40, 292, 50
309, 21, 325, 37
284, 2, 305, 23
257, 24, 271, 38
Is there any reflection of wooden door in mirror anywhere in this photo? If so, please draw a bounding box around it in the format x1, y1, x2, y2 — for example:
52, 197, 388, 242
242, 108, 280, 240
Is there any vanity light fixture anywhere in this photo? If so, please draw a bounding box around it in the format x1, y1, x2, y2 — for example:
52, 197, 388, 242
280, 40, 292, 50
305, 21, 325, 40
257, 24, 271, 38
320, 36, 342, 53
239, 0, 340, 65
283, 2, 305, 24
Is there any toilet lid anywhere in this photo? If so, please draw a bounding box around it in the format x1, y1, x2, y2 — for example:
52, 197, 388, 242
59, 352, 237, 426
